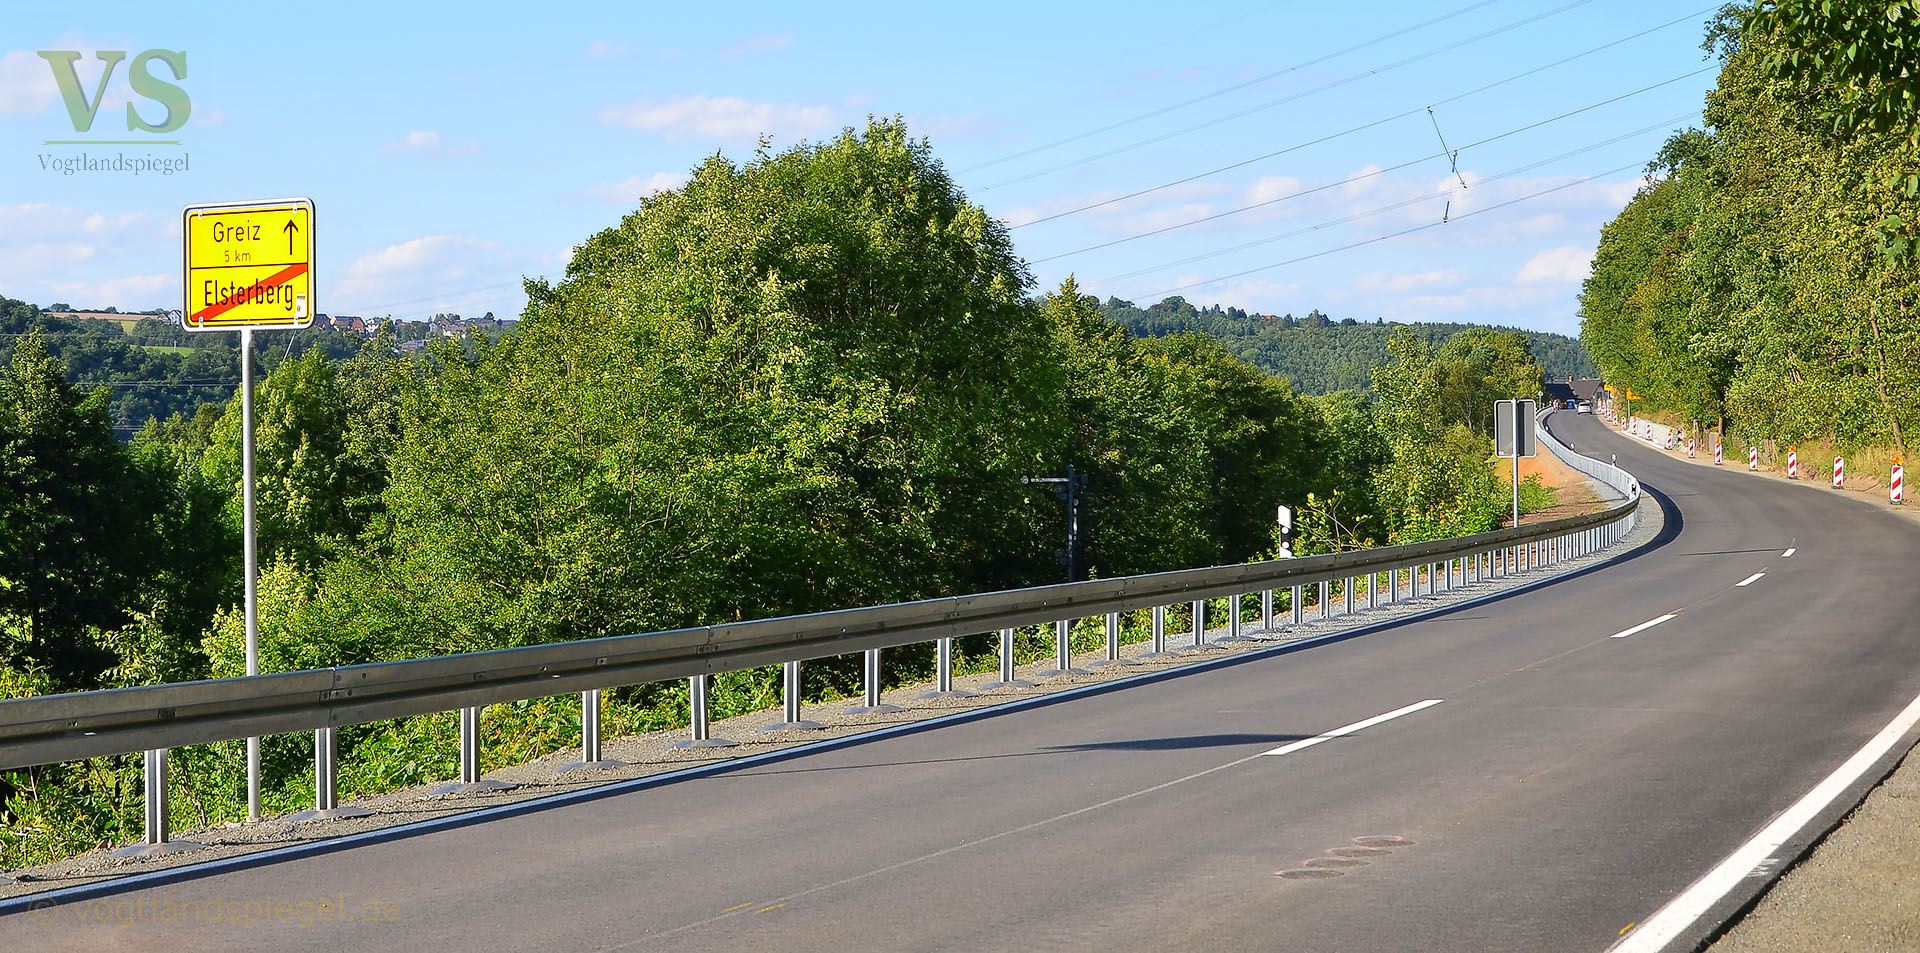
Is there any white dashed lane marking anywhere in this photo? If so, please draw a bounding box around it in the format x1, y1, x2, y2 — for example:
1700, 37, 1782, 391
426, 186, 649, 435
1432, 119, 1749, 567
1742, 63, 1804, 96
1611, 614, 1678, 639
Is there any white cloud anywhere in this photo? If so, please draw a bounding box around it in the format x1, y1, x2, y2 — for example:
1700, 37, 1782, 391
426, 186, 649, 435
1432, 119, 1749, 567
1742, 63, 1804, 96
0, 203, 165, 310
39, 272, 171, 305
1517, 245, 1594, 284
383, 129, 482, 157
1352, 268, 1465, 294
1247, 175, 1304, 205
598, 95, 837, 142
390, 129, 441, 151
903, 112, 991, 142
335, 235, 541, 319
0, 49, 57, 116
583, 171, 689, 203
1150, 272, 1301, 312
717, 33, 794, 58
584, 39, 627, 60
1344, 164, 1384, 197
999, 181, 1230, 229
1095, 202, 1214, 235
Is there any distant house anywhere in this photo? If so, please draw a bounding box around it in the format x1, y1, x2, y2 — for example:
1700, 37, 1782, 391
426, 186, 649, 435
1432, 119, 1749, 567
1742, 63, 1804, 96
46, 310, 160, 324
1544, 377, 1605, 407
396, 339, 428, 355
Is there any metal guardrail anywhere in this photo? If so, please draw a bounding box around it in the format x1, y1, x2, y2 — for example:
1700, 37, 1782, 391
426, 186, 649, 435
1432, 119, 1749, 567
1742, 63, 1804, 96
0, 411, 1641, 856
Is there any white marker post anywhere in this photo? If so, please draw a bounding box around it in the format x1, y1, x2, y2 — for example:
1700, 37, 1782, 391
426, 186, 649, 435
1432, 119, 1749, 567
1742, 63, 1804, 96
1494, 399, 1538, 527
182, 198, 316, 822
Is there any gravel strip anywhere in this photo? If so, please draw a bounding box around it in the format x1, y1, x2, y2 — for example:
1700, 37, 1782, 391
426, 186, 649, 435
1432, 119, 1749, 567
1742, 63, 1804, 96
1707, 746, 1920, 953
1, 491, 1660, 900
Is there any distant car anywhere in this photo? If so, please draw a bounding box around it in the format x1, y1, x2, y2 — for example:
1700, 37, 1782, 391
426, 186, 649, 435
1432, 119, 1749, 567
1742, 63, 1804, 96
1577, 402, 1593, 414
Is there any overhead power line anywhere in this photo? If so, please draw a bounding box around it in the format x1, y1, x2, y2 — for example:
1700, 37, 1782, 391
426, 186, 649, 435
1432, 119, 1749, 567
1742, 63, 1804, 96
982, 0, 1608, 192
948, 0, 1302, 114
1005, 6, 1716, 228
961, 0, 1504, 173
1027, 70, 1709, 265
1092, 111, 1697, 284
1135, 159, 1647, 300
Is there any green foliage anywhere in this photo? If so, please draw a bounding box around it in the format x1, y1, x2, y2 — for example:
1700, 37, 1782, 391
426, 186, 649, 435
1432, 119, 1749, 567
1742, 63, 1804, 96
1370, 330, 1526, 541
1102, 296, 1593, 392
0, 333, 153, 686
1582, 18, 1920, 452
1744, 0, 1920, 145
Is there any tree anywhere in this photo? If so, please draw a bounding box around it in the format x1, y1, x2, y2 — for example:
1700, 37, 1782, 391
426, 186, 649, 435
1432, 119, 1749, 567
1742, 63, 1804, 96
302, 118, 1065, 660
1744, 0, 1920, 145
0, 333, 152, 687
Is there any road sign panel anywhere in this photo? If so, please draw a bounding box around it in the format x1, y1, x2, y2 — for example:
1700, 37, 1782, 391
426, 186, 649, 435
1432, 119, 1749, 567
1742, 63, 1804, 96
1494, 399, 1537, 458
181, 198, 314, 331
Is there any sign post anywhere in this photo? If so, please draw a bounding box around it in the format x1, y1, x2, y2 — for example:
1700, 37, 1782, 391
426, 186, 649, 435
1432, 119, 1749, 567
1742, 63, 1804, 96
1494, 398, 1538, 527
181, 198, 315, 822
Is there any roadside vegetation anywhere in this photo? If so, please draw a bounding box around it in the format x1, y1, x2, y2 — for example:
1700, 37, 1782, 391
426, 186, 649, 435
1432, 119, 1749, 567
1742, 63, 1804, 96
1580, 2, 1920, 472
0, 119, 1555, 867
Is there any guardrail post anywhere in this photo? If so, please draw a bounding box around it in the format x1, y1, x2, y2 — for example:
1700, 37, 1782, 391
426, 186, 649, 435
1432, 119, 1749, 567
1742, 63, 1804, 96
1368, 572, 1377, 609
675, 676, 739, 749
432, 706, 522, 793
1042, 619, 1090, 675
1261, 590, 1274, 633
1144, 605, 1173, 657
1319, 581, 1330, 619
1291, 584, 1304, 624
112, 749, 204, 856
1217, 596, 1252, 644
1344, 578, 1354, 614
846, 648, 904, 712
1183, 600, 1212, 652
980, 627, 1035, 690
292, 726, 376, 819
556, 689, 634, 770
919, 637, 975, 697
766, 660, 829, 729
1093, 611, 1136, 665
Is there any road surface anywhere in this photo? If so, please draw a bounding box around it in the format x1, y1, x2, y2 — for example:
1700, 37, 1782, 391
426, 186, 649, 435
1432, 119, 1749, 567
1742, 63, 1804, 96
17, 413, 1920, 952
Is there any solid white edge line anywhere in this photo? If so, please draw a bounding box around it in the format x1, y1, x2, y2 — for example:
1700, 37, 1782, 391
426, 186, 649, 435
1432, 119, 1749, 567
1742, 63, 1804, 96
1611, 613, 1678, 639
1260, 699, 1444, 757
1735, 572, 1765, 587
1611, 689, 1920, 952
1781, 548, 1796, 558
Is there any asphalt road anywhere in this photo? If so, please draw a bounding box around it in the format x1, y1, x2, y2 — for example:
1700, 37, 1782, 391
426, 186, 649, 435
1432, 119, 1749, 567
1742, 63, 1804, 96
18, 413, 1920, 952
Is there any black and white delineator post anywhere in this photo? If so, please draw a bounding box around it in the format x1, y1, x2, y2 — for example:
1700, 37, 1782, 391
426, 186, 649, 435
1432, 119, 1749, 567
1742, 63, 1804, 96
1276, 504, 1294, 559
1494, 399, 1538, 527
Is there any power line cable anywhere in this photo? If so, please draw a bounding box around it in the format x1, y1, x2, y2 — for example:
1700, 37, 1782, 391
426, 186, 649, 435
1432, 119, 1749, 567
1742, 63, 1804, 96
1027, 70, 1707, 263
948, 0, 1302, 114
1005, 6, 1715, 228
960, 0, 1504, 173
1135, 159, 1646, 299
982, 0, 1608, 192
1091, 111, 1695, 284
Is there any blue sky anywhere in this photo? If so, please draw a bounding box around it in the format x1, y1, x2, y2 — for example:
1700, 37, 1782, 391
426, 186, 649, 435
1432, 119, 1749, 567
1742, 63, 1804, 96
1, 1, 1722, 336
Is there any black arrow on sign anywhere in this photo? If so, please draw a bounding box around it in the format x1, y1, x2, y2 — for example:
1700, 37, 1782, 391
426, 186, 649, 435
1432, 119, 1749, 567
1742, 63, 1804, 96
283, 219, 299, 256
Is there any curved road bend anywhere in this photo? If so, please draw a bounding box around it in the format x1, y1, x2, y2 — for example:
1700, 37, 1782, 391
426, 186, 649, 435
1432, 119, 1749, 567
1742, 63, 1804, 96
15, 413, 1920, 952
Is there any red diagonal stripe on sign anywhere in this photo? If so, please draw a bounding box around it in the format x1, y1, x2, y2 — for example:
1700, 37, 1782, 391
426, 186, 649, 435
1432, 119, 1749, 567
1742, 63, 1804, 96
189, 262, 308, 324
